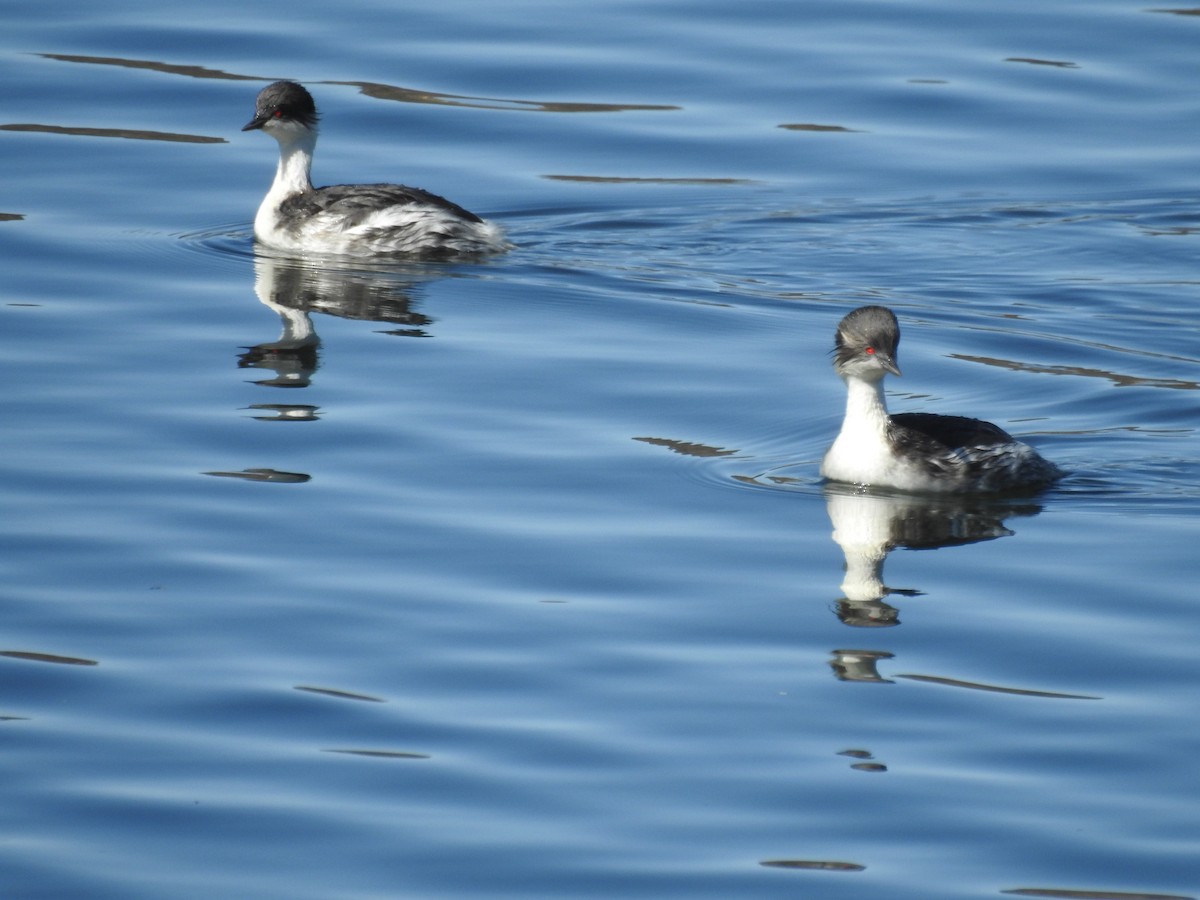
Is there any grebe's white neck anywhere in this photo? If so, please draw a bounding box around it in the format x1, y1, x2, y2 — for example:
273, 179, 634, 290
268, 125, 316, 200
837, 371, 890, 446
254, 122, 317, 241
820, 368, 898, 487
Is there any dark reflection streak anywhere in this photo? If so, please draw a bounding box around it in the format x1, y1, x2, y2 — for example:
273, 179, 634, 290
952, 353, 1199, 390
323, 749, 430, 759
896, 673, 1099, 700
295, 685, 385, 703
377, 328, 432, 338
37, 53, 265, 81
331, 79, 679, 113
837, 748, 874, 759
1005, 57, 1080, 68
1141, 226, 1200, 236
778, 123, 861, 132
544, 175, 754, 184
759, 859, 865, 872
0, 123, 225, 144
632, 436, 739, 457
0, 650, 98, 666
0, 213, 24, 221
1149, 7, 1200, 14
1004, 889, 1196, 900
202, 468, 311, 483
37, 53, 678, 114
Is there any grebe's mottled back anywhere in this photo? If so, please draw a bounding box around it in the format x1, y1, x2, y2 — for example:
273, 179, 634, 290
242, 81, 508, 257
820, 305, 1063, 493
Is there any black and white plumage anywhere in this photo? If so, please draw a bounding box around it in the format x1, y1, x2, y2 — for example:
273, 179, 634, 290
242, 81, 508, 257
820, 305, 1063, 493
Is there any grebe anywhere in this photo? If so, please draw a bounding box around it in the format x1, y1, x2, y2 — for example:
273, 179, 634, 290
820, 305, 1063, 493
242, 81, 507, 257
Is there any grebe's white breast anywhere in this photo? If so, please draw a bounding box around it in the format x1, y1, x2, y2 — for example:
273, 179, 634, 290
820, 305, 1063, 494
243, 81, 508, 258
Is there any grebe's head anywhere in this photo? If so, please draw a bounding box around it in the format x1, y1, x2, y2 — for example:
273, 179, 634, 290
242, 81, 320, 139
832, 305, 902, 381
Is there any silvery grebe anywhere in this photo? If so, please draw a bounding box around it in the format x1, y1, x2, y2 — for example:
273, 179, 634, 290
242, 81, 507, 256
820, 305, 1063, 493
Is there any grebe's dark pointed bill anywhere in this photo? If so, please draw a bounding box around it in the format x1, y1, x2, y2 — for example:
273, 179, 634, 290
241, 113, 269, 132
875, 352, 901, 377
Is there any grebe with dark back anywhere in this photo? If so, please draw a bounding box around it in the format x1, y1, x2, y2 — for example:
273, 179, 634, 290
821, 305, 1063, 493
242, 81, 508, 257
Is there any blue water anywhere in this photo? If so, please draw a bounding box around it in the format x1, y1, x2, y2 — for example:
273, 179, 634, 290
2, 1, 1198, 898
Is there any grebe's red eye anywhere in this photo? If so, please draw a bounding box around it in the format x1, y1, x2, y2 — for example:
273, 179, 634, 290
865, 346, 875, 355
273, 109, 283, 117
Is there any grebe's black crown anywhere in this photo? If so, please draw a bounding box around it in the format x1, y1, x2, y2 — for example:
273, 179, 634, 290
833, 305, 902, 375
242, 80, 320, 132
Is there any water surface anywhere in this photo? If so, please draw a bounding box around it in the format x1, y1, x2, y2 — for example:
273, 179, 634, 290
1, 1, 1198, 898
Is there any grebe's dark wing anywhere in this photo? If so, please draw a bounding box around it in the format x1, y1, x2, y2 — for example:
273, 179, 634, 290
281, 183, 484, 225
890, 413, 1015, 452
890, 412, 1061, 490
